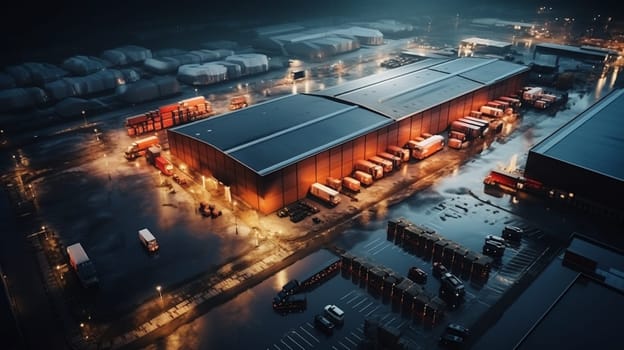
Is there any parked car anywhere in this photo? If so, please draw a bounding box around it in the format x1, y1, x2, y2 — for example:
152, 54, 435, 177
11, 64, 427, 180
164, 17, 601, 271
433, 261, 448, 278
502, 225, 524, 241
314, 314, 335, 335
439, 333, 464, 349
408, 267, 428, 284
445, 323, 470, 338
485, 234, 506, 245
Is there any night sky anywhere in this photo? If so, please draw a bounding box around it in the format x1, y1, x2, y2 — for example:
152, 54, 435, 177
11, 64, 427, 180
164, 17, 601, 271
1, 0, 614, 66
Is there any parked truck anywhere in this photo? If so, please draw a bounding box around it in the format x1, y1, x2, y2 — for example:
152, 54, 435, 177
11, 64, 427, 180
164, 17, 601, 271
352, 170, 374, 186
309, 182, 341, 206
410, 135, 445, 160
480, 105, 504, 118
125, 135, 160, 160
458, 117, 489, 135
377, 152, 402, 168
67, 243, 98, 288
368, 156, 393, 173
386, 145, 410, 162
229, 95, 248, 110
450, 121, 482, 140
325, 176, 342, 191
155, 156, 174, 176
354, 160, 383, 180
342, 176, 361, 192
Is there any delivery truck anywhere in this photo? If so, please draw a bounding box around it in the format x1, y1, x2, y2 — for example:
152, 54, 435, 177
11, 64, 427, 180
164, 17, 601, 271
387, 145, 410, 162
450, 121, 482, 140
353, 170, 374, 186
377, 152, 402, 168
480, 105, 504, 118
229, 95, 248, 110
155, 156, 174, 176
67, 243, 99, 288
138, 228, 159, 253
342, 177, 361, 192
410, 135, 445, 160
368, 156, 393, 173
125, 135, 160, 160
309, 183, 341, 206
354, 160, 383, 180
325, 176, 342, 191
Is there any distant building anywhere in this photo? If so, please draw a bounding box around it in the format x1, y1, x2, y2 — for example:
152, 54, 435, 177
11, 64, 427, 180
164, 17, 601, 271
459, 37, 512, 57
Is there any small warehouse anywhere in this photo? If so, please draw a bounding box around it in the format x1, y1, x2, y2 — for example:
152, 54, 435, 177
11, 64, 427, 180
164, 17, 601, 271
168, 57, 528, 214
524, 88, 624, 218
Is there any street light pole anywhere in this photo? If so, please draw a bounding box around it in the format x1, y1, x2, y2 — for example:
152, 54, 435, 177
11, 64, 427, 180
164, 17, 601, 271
81, 110, 87, 127
156, 285, 162, 302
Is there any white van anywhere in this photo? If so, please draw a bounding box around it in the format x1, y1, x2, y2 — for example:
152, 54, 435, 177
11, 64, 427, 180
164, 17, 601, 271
138, 228, 159, 252
324, 304, 344, 325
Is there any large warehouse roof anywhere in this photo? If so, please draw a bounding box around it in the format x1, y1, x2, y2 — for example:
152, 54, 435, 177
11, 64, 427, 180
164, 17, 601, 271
317, 57, 528, 120
531, 89, 624, 182
170, 94, 392, 175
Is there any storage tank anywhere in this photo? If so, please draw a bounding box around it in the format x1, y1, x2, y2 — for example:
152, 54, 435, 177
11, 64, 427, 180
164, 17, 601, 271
144, 57, 181, 74
62, 55, 110, 76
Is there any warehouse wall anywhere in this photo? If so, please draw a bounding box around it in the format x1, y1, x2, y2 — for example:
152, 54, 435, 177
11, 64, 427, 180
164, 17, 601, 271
169, 72, 527, 214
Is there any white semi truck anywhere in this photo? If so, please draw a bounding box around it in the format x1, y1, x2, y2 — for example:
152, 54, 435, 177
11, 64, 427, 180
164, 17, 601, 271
67, 243, 99, 288
309, 183, 341, 206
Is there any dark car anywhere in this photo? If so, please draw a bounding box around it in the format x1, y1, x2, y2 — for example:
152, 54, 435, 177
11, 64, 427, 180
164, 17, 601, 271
482, 240, 506, 258
502, 225, 524, 241
433, 261, 448, 278
439, 333, 464, 349
408, 267, 428, 284
445, 323, 470, 338
314, 314, 335, 335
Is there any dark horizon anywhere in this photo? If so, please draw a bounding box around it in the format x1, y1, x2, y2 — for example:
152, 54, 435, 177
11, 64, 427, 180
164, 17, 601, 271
1, 0, 616, 66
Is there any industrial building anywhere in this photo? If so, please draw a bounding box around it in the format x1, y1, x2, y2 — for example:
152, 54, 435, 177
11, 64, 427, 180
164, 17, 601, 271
458, 37, 512, 57
168, 57, 528, 214
525, 88, 624, 219
533, 43, 619, 65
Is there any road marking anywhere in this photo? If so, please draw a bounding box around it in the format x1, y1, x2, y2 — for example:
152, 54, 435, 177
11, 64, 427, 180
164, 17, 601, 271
300, 326, 319, 343
366, 240, 386, 253
384, 317, 396, 327
347, 294, 362, 305
332, 346, 339, 350
364, 238, 381, 248
359, 301, 374, 313
365, 305, 381, 317
396, 320, 407, 328
344, 336, 358, 346
280, 339, 293, 350
372, 244, 390, 255
273, 344, 281, 350
305, 322, 314, 329
338, 341, 351, 350
350, 332, 362, 340
380, 313, 392, 321
352, 297, 368, 309
292, 331, 313, 347
286, 335, 305, 350
340, 290, 357, 300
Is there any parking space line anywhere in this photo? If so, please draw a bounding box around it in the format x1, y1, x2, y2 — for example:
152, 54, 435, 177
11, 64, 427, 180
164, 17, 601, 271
347, 294, 363, 305
332, 346, 339, 350
344, 336, 358, 346
364, 238, 381, 248
300, 326, 320, 343
359, 301, 374, 313
352, 297, 368, 309
384, 317, 396, 327
338, 341, 351, 350
280, 339, 294, 350
292, 331, 313, 347
372, 244, 390, 255
365, 305, 381, 317
380, 313, 392, 321
286, 335, 305, 350
305, 322, 314, 329
367, 240, 386, 251
396, 320, 407, 328
273, 343, 281, 350
355, 326, 364, 333
350, 332, 362, 341
340, 290, 357, 301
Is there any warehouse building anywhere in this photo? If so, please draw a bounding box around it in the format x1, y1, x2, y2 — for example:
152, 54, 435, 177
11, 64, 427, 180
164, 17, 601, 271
168, 57, 528, 214
525, 88, 624, 219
